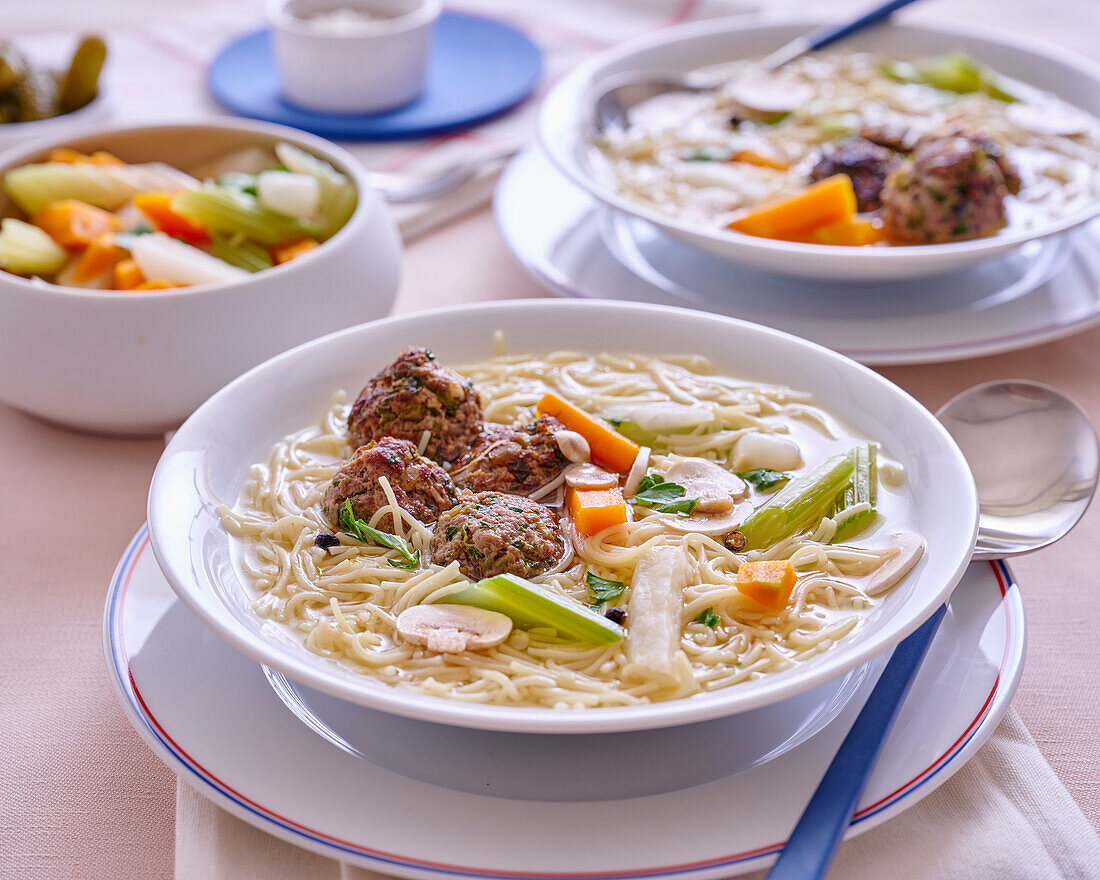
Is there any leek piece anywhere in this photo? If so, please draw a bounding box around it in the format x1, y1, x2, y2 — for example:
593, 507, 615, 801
129, 232, 249, 285
881, 53, 1018, 102
831, 444, 878, 543
274, 142, 357, 240
739, 453, 854, 549
438, 573, 624, 644
0, 218, 67, 276
210, 234, 273, 273
2, 161, 197, 215
171, 186, 316, 247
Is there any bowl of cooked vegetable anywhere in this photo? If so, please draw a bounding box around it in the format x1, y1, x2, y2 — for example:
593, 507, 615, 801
0, 119, 401, 434
540, 17, 1100, 281
147, 299, 977, 797
0, 36, 111, 151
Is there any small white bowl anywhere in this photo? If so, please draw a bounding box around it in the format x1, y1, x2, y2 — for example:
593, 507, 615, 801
148, 299, 978, 735
0, 119, 401, 435
539, 17, 1100, 282
267, 0, 440, 114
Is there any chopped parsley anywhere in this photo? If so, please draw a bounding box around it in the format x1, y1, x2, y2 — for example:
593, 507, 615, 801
586, 572, 626, 607
338, 500, 420, 570
682, 145, 732, 162
631, 474, 698, 516
737, 468, 790, 492
695, 608, 721, 628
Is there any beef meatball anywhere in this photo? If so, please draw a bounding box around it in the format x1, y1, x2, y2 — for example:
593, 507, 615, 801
450, 415, 570, 495
347, 348, 483, 462
431, 492, 566, 580
809, 138, 901, 213
323, 437, 460, 531
880, 136, 1013, 243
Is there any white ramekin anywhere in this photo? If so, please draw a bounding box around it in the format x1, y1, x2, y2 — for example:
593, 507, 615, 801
267, 0, 441, 114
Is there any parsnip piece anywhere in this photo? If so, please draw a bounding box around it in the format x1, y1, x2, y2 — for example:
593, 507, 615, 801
626, 545, 690, 679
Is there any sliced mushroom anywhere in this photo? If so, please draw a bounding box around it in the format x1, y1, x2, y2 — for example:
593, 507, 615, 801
726, 74, 814, 116
396, 604, 513, 653
863, 533, 925, 596
565, 462, 619, 490
657, 500, 753, 536
553, 429, 591, 463
665, 458, 747, 514
732, 432, 803, 472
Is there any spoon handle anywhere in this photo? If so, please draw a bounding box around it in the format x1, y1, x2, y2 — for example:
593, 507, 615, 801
759, 0, 924, 71
763, 604, 947, 880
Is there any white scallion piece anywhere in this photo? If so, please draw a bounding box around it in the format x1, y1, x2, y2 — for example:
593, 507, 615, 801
128, 232, 249, 286
626, 544, 690, 679
257, 170, 321, 219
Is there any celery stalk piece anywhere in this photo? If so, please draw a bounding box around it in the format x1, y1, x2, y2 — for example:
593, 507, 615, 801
831, 444, 878, 543
210, 234, 273, 273
438, 573, 624, 644
739, 453, 855, 549
171, 186, 317, 247
0, 218, 67, 276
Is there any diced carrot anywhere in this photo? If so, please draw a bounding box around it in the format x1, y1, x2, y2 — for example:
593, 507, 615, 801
132, 278, 182, 291
727, 175, 857, 240
735, 560, 796, 611
536, 392, 640, 473
271, 237, 320, 264
88, 151, 124, 166
47, 148, 89, 164
71, 235, 122, 284
31, 200, 123, 249
133, 192, 209, 244
567, 486, 627, 536
730, 149, 790, 171
113, 258, 145, 290
785, 215, 888, 247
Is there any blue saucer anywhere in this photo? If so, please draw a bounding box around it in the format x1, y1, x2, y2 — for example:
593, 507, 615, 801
208, 14, 542, 141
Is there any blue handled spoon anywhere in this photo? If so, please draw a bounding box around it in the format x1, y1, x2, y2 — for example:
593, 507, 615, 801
592, 0, 926, 131
764, 380, 1098, 880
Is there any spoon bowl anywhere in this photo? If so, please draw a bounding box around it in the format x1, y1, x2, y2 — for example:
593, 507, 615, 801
938, 380, 1099, 560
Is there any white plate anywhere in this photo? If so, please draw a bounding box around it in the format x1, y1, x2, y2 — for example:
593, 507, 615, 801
146, 300, 977, 733
496, 147, 1100, 365
104, 525, 1025, 879
539, 16, 1100, 281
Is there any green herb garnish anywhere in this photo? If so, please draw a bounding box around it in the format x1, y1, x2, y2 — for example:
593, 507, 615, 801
737, 468, 790, 492
586, 572, 626, 607
682, 145, 732, 162
130, 222, 154, 235
696, 608, 721, 628
631, 474, 698, 516
338, 499, 420, 570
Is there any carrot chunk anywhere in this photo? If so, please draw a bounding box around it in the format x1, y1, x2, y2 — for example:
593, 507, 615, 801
47, 148, 89, 164
727, 175, 857, 240
132, 278, 182, 291
536, 392, 640, 473
112, 257, 145, 290
71, 234, 122, 284
271, 237, 320, 264
730, 149, 790, 171
31, 200, 122, 249
567, 486, 628, 536
133, 192, 209, 243
786, 216, 888, 247
735, 560, 796, 610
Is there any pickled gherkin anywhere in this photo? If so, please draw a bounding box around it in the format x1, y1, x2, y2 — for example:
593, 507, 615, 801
0, 35, 106, 125
59, 36, 106, 113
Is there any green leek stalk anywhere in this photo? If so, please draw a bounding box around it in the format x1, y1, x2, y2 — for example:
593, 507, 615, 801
830, 444, 877, 543
739, 453, 855, 549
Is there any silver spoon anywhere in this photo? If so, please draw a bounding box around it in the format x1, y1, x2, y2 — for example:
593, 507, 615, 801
592, 0, 925, 132
764, 380, 1098, 880
368, 144, 519, 203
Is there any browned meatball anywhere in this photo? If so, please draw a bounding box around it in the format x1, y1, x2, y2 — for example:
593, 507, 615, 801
430, 492, 565, 580
323, 437, 460, 532
858, 123, 917, 153
880, 136, 1013, 243
809, 138, 901, 213
347, 348, 483, 462
450, 416, 570, 495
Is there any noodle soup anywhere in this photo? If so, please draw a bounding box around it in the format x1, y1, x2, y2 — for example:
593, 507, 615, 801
222, 349, 925, 709
593, 51, 1100, 246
